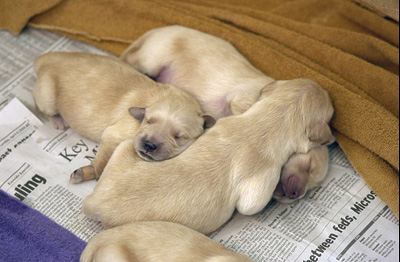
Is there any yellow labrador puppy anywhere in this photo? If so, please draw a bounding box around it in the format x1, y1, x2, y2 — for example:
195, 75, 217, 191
82, 79, 335, 234
273, 145, 330, 203
121, 25, 334, 203
33, 52, 214, 183
81, 221, 254, 262
121, 25, 273, 119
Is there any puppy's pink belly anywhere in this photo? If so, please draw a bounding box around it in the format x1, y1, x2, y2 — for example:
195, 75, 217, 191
156, 67, 173, 84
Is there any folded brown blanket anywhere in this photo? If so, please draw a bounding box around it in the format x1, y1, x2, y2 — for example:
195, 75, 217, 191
1, 0, 399, 217
0, 0, 62, 35
352, 0, 399, 21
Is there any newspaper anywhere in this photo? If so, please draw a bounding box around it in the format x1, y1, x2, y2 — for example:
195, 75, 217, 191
0, 28, 108, 241
0, 28, 398, 261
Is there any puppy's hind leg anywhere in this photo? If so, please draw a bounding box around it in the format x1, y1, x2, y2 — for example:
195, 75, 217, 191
49, 115, 69, 130
33, 73, 69, 130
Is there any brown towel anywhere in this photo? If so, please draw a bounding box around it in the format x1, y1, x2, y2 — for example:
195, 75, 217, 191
0, 0, 62, 35
352, 0, 399, 21
1, 0, 399, 217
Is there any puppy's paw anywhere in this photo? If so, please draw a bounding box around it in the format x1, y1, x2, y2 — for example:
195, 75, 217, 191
70, 169, 83, 184
50, 115, 69, 130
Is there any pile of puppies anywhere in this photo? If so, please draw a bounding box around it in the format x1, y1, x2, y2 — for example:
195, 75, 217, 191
33, 26, 335, 262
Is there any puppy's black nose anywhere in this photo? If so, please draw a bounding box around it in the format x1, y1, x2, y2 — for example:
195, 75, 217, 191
286, 176, 300, 199
288, 191, 300, 199
144, 141, 157, 152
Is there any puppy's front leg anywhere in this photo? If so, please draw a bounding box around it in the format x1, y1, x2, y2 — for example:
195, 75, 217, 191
69, 139, 117, 184
236, 169, 280, 215
70, 123, 130, 184
70, 165, 95, 184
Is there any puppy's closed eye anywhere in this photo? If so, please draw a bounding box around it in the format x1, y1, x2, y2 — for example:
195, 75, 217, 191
173, 131, 188, 140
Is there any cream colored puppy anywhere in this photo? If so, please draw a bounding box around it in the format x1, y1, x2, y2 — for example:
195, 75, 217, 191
33, 52, 214, 183
120, 25, 334, 203
273, 145, 330, 203
82, 79, 335, 234
81, 221, 254, 262
121, 25, 274, 119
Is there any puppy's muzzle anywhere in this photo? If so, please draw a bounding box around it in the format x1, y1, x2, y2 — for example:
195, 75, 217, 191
285, 176, 300, 199
274, 177, 302, 201
137, 137, 163, 161
144, 140, 157, 153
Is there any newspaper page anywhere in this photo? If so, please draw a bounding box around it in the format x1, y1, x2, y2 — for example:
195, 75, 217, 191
0, 98, 103, 241
0, 28, 108, 241
1, 28, 399, 261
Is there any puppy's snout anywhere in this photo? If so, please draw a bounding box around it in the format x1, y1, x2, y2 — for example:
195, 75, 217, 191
144, 140, 157, 152
289, 191, 300, 199
286, 176, 300, 199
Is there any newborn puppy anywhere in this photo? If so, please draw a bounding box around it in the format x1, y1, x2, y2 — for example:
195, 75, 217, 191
82, 79, 335, 234
80, 221, 254, 262
33, 52, 214, 183
120, 25, 334, 203
121, 25, 274, 119
273, 145, 330, 203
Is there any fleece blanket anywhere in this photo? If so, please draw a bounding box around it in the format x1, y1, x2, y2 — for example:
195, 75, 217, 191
0, 0, 399, 218
0, 190, 86, 262
353, 0, 399, 21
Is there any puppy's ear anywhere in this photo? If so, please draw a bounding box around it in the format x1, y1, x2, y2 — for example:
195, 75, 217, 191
307, 121, 336, 145
203, 115, 216, 129
129, 107, 146, 122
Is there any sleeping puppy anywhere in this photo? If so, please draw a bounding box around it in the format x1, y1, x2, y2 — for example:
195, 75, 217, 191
273, 145, 330, 203
33, 52, 214, 183
82, 79, 335, 234
80, 221, 254, 262
120, 25, 334, 203
120, 25, 274, 119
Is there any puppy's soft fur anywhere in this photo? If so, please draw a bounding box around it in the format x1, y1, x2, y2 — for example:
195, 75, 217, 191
273, 145, 330, 203
81, 221, 254, 262
121, 25, 334, 202
82, 79, 335, 234
33, 52, 213, 183
121, 25, 274, 120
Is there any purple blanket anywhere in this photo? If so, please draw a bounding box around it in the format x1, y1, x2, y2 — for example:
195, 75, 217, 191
0, 190, 86, 262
